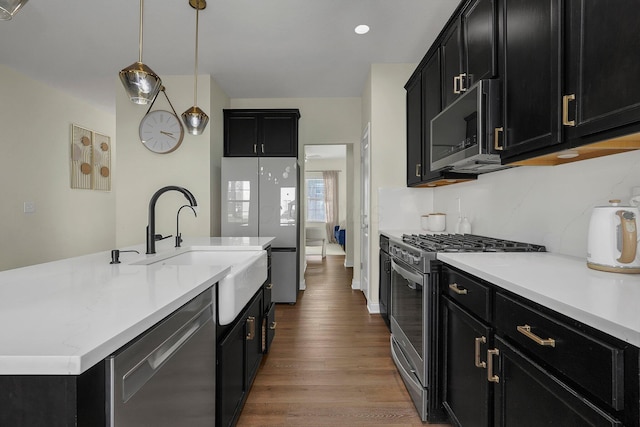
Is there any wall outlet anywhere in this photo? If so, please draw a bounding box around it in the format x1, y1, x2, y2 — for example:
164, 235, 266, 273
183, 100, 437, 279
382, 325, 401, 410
23, 201, 35, 214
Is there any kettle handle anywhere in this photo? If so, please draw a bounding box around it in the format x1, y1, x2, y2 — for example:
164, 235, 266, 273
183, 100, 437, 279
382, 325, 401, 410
616, 210, 637, 263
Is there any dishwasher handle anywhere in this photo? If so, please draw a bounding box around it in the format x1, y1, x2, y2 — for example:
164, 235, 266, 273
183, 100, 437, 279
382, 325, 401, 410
121, 305, 212, 403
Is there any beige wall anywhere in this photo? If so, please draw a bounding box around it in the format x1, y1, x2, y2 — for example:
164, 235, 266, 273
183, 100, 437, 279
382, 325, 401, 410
0, 65, 116, 271
115, 75, 227, 248
363, 64, 416, 310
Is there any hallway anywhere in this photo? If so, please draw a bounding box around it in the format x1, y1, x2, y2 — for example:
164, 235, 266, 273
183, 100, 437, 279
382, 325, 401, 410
236, 255, 451, 426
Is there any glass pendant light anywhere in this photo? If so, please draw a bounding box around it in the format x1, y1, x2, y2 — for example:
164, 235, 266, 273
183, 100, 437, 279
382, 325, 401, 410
119, 0, 162, 105
0, 0, 28, 20
182, 0, 209, 135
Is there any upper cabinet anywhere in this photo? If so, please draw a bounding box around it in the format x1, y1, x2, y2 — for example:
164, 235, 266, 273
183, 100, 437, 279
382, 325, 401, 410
442, 0, 496, 108
406, 0, 640, 183
406, 49, 478, 188
564, 0, 640, 140
494, 0, 563, 158
498, 0, 640, 164
224, 109, 300, 158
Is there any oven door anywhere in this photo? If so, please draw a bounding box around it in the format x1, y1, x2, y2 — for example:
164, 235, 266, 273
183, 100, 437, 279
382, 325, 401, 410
390, 258, 427, 385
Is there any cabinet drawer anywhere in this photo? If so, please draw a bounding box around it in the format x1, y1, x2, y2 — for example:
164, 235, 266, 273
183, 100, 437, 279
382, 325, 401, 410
442, 267, 491, 322
494, 292, 625, 410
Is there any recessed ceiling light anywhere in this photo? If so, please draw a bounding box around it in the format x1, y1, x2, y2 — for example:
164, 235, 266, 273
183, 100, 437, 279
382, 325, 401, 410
355, 24, 370, 35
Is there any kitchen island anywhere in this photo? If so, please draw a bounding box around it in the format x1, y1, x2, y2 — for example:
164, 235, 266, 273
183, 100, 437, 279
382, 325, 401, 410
0, 236, 274, 426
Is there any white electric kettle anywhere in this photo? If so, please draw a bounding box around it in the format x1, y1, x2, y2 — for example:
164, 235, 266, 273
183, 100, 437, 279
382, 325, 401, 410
587, 199, 640, 273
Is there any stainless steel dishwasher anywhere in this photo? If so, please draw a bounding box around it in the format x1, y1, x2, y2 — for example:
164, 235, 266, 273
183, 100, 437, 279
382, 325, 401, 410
106, 288, 216, 426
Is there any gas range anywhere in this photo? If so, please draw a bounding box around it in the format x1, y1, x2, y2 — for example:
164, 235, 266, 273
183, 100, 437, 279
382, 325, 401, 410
389, 233, 546, 273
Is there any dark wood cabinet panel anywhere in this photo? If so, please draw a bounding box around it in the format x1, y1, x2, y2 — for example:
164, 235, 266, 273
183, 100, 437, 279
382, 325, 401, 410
217, 288, 265, 427
493, 336, 622, 427
462, 0, 495, 88
421, 51, 444, 181
261, 114, 298, 156
225, 113, 259, 157
224, 109, 300, 157
442, 298, 491, 427
442, 20, 463, 108
564, 0, 640, 140
497, 0, 562, 159
406, 73, 423, 186
217, 313, 247, 427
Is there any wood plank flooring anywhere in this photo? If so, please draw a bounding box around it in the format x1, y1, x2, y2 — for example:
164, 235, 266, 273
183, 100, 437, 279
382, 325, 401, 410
236, 255, 452, 427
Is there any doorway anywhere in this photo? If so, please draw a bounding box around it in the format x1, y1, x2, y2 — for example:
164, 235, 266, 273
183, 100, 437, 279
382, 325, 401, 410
302, 144, 348, 264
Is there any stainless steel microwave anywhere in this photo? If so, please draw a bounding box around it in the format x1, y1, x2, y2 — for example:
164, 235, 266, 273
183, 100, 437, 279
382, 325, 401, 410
430, 79, 508, 173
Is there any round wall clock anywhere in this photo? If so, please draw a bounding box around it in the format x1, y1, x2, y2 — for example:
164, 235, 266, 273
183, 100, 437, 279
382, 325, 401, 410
139, 110, 184, 154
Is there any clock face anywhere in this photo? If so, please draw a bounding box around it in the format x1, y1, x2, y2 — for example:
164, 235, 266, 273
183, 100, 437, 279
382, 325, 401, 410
139, 110, 185, 154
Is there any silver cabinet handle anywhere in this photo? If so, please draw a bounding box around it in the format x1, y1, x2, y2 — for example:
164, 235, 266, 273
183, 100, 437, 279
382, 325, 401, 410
459, 73, 467, 92
494, 127, 504, 151
253, 144, 257, 154
453, 75, 461, 94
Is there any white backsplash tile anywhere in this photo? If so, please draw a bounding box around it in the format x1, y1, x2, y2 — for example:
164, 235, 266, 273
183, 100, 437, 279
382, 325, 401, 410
378, 187, 434, 230
377, 151, 640, 257
433, 150, 640, 257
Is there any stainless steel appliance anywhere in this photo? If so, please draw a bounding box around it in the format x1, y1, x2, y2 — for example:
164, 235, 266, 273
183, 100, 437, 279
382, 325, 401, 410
389, 233, 545, 422
221, 157, 300, 303
107, 289, 216, 426
431, 79, 507, 174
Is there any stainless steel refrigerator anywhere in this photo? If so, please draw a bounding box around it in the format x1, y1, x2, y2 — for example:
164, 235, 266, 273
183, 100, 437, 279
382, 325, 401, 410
221, 157, 299, 303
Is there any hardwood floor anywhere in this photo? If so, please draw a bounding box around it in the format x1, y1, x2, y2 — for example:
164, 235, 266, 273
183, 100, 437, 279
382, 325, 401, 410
236, 255, 451, 427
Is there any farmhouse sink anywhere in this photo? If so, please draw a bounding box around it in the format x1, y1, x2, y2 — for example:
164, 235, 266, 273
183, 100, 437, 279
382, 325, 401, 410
134, 250, 268, 325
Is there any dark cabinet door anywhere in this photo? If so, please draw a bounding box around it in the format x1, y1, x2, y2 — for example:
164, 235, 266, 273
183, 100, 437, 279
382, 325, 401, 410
422, 51, 444, 181
493, 336, 622, 427
224, 112, 259, 157
261, 113, 298, 157
224, 110, 299, 157
462, 0, 496, 88
564, 0, 640, 139
406, 73, 423, 186
379, 249, 391, 329
217, 316, 247, 427
442, 298, 491, 427
441, 20, 463, 108
245, 291, 264, 386
498, 0, 562, 159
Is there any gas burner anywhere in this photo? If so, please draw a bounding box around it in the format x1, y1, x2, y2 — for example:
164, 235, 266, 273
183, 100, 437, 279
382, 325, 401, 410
401, 233, 546, 253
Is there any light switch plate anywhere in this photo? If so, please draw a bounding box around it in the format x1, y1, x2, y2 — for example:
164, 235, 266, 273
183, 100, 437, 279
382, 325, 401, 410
24, 201, 35, 214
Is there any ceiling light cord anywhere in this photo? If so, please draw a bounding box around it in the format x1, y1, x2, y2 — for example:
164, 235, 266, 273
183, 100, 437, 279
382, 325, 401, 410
138, 0, 144, 63
193, 6, 199, 106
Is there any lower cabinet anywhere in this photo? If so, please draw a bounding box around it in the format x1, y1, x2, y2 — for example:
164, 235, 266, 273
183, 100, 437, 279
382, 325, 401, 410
440, 265, 638, 427
217, 286, 265, 427
442, 298, 491, 427
492, 336, 621, 427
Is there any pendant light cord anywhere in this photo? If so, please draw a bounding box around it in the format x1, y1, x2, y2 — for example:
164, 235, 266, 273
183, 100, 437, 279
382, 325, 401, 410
193, 7, 199, 106
139, 0, 144, 63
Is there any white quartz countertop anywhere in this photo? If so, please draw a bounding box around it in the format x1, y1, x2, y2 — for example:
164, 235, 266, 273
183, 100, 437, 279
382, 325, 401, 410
437, 252, 640, 347
0, 236, 275, 375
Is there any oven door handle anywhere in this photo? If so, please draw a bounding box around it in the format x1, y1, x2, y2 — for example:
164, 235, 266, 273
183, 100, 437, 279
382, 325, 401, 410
391, 259, 423, 286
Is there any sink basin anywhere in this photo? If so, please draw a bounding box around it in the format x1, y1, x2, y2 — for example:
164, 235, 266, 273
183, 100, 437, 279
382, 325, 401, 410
134, 250, 268, 325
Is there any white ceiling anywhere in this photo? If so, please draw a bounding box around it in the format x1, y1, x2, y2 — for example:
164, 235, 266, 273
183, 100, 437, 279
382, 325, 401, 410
0, 0, 458, 113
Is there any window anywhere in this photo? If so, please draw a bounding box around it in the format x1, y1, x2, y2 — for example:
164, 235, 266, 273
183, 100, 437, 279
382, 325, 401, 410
306, 178, 326, 222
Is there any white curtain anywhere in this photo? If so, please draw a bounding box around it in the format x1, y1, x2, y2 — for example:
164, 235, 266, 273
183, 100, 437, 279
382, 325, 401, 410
323, 171, 339, 243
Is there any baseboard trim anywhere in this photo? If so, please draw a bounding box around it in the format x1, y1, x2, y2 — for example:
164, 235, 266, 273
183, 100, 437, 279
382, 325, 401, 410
300, 279, 306, 291
367, 302, 381, 314
351, 279, 360, 290
344, 259, 354, 268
